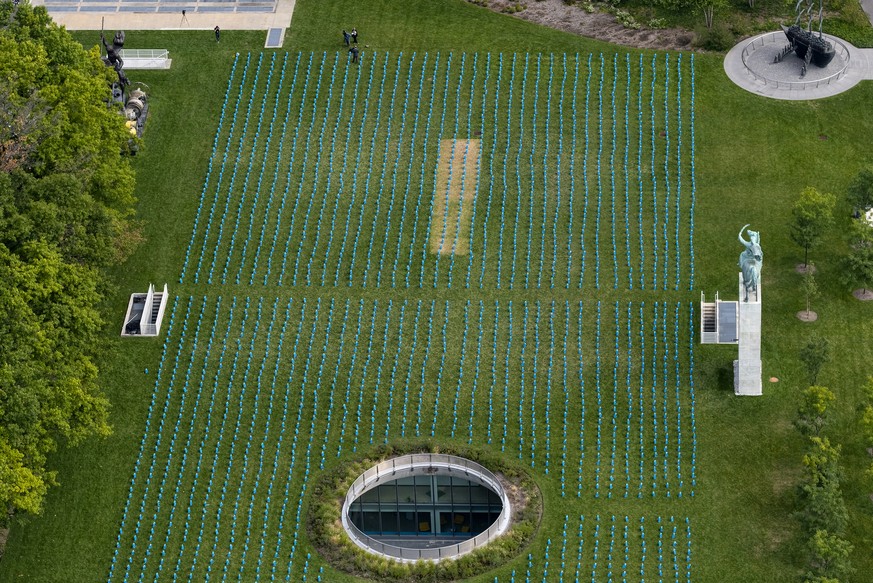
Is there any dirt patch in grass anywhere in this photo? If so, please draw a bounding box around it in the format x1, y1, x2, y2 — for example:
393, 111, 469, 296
430, 139, 479, 256
796, 310, 818, 322
853, 288, 873, 300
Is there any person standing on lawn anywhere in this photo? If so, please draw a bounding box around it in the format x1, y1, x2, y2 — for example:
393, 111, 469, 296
351, 27, 358, 44
342, 30, 351, 46
349, 45, 359, 63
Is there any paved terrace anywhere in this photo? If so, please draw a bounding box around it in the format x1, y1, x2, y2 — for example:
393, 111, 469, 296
32, 0, 296, 30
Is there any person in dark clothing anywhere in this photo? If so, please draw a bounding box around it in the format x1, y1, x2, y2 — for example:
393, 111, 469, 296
214, 26, 221, 42
351, 28, 358, 44
349, 45, 359, 64
342, 30, 351, 46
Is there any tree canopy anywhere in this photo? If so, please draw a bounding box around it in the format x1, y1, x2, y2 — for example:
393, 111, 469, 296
842, 218, 873, 295
0, 3, 138, 517
790, 186, 836, 268
846, 166, 873, 216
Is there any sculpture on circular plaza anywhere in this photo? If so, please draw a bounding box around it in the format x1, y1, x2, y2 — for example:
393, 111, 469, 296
781, 0, 835, 72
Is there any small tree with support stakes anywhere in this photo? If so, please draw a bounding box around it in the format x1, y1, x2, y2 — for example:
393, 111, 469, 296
798, 262, 819, 322
790, 187, 835, 272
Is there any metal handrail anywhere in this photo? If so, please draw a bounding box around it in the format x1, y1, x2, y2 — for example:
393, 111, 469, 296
119, 49, 170, 60
740, 31, 850, 89
341, 453, 512, 562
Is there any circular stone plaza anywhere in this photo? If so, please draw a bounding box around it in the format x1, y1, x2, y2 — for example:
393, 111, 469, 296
724, 28, 873, 100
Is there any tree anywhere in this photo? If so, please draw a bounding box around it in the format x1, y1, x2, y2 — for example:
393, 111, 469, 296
804, 529, 854, 582
794, 385, 835, 437
846, 166, 873, 217
0, 3, 137, 517
790, 187, 836, 268
0, 241, 111, 514
799, 333, 830, 385
694, 0, 730, 28
0, 439, 46, 515
651, 0, 727, 28
841, 217, 873, 296
795, 437, 848, 535
801, 263, 819, 319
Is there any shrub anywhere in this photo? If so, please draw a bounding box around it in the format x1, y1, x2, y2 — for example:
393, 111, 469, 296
615, 9, 641, 29
693, 22, 735, 51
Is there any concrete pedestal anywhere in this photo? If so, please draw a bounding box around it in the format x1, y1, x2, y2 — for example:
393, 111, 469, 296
734, 273, 762, 396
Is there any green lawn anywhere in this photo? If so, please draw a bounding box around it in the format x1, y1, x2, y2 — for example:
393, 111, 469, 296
1, 1, 872, 581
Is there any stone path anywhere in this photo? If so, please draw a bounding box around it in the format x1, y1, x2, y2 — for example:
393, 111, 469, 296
724, 31, 873, 100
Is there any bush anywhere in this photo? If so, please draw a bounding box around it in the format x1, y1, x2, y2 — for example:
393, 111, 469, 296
694, 22, 735, 51
501, 2, 527, 14
615, 9, 641, 29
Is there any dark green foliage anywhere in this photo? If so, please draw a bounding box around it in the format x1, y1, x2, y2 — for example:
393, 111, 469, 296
693, 22, 734, 50
846, 166, 873, 215
794, 385, 834, 438
823, 12, 873, 48
795, 437, 848, 534
793, 390, 853, 580
790, 187, 835, 267
859, 378, 873, 482
803, 529, 854, 582
0, 3, 137, 516
799, 334, 830, 386
841, 218, 873, 294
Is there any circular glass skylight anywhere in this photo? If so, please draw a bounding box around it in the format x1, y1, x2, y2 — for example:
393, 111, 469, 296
341, 453, 511, 561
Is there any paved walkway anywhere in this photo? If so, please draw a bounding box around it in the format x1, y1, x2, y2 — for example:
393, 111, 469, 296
862, 0, 873, 27
724, 31, 873, 100
32, 0, 296, 30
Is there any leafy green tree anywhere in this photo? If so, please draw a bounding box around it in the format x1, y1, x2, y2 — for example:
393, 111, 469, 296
803, 529, 854, 582
841, 218, 873, 295
0, 241, 111, 513
799, 333, 830, 385
0, 439, 46, 515
846, 166, 873, 217
0, 3, 137, 517
790, 187, 836, 268
795, 437, 848, 535
794, 385, 835, 437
